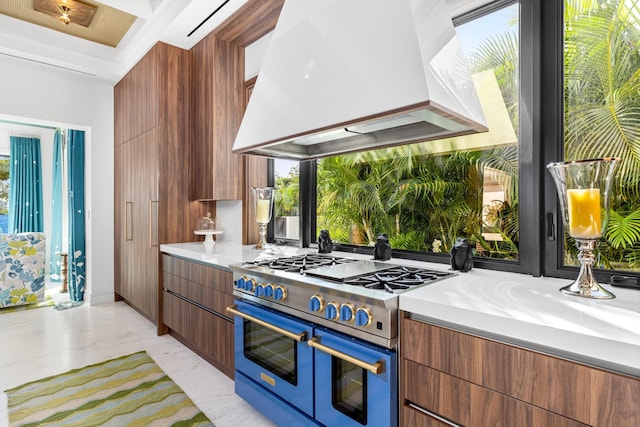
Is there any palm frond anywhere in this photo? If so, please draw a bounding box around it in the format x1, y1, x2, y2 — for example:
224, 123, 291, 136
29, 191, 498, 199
606, 208, 640, 249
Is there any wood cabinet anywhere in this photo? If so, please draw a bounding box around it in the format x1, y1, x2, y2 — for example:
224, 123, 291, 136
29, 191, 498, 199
188, 2, 276, 218
400, 315, 640, 426
114, 42, 199, 325
161, 254, 234, 378
189, 35, 245, 201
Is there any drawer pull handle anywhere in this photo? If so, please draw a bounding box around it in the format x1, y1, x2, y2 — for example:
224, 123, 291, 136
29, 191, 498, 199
407, 402, 461, 427
226, 305, 307, 342
308, 336, 384, 375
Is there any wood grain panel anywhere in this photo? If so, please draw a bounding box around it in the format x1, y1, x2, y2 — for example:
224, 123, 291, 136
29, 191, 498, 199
164, 256, 233, 297
156, 42, 193, 245
402, 317, 482, 384
163, 271, 234, 317
401, 316, 640, 426
481, 338, 591, 424
190, 34, 245, 201
114, 78, 126, 146
114, 47, 158, 144
403, 359, 471, 426
162, 290, 234, 378
214, 0, 284, 46
161, 256, 235, 376
114, 144, 123, 296
403, 360, 588, 427
590, 368, 640, 426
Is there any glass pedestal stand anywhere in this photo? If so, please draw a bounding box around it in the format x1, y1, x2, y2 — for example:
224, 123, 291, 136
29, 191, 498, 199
562, 238, 615, 299
254, 222, 269, 250
547, 157, 619, 300
251, 187, 275, 250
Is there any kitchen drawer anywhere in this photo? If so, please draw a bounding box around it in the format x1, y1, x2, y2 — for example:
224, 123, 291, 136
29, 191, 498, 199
402, 359, 587, 427
163, 271, 234, 318
162, 254, 233, 296
163, 290, 234, 378
401, 316, 640, 426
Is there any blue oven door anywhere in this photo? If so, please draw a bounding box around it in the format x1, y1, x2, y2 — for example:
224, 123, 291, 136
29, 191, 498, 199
230, 300, 315, 417
312, 327, 397, 427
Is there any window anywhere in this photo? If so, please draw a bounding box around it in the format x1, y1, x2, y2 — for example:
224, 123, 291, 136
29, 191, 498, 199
268, 0, 640, 282
316, 3, 521, 264
274, 159, 300, 241
557, 0, 640, 274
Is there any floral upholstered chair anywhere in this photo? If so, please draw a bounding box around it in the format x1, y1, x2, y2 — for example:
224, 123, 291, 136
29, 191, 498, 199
0, 233, 46, 308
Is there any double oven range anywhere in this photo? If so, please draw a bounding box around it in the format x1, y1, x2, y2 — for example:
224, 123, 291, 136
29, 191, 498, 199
227, 253, 453, 427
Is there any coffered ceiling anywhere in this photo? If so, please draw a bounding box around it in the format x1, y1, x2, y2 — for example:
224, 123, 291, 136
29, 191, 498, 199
0, 0, 253, 83
0, 0, 492, 84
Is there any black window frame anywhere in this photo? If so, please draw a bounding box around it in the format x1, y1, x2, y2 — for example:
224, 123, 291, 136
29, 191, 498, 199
267, 0, 638, 282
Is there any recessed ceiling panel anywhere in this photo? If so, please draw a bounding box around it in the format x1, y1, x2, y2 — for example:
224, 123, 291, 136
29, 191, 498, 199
0, 0, 137, 47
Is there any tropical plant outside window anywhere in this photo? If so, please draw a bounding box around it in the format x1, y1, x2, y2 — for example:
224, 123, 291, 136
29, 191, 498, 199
563, 0, 640, 272
271, 0, 640, 275
315, 5, 521, 260
274, 159, 300, 240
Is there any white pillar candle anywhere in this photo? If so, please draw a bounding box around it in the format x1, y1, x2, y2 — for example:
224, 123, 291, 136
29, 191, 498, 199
256, 199, 271, 223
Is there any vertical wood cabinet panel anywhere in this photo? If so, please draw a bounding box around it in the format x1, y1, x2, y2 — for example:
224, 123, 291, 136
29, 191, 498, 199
114, 42, 192, 326
400, 315, 640, 426
590, 368, 640, 426
190, 35, 245, 201
114, 48, 158, 145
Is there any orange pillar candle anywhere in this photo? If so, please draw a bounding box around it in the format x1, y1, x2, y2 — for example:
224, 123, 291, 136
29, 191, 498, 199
567, 188, 601, 238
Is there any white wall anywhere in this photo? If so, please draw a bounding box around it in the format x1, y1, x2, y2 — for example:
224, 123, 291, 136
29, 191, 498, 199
0, 55, 115, 305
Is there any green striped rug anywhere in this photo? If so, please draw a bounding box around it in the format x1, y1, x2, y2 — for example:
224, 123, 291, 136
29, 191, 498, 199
5, 351, 214, 427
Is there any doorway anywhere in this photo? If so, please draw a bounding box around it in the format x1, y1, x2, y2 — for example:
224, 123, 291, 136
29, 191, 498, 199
0, 118, 86, 300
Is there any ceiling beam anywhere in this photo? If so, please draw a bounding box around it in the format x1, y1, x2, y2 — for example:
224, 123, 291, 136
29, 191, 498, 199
94, 0, 155, 20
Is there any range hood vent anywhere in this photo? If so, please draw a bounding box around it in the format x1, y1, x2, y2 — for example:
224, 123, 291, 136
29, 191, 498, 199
233, 0, 488, 160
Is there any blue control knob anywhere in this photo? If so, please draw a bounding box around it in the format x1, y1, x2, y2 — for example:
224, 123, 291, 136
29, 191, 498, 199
243, 278, 256, 292
274, 285, 287, 301
309, 295, 324, 312
235, 277, 246, 289
355, 307, 372, 327
340, 303, 355, 322
325, 302, 339, 320
254, 284, 264, 297
264, 284, 274, 298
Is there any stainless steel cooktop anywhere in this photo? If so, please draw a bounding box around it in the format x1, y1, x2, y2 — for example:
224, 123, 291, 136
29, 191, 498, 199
230, 253, 454, 348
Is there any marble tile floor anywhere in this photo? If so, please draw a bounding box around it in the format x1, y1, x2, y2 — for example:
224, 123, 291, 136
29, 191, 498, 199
0, 301, 275, 427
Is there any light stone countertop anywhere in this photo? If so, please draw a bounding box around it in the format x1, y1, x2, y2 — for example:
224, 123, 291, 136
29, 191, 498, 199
160, 242, 640, 378
159, 242, 266, 271
400, 268, 640, 378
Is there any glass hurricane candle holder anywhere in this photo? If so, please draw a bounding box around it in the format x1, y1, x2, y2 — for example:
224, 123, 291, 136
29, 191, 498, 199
547, 158, 619, 299
251, 187, 275, 250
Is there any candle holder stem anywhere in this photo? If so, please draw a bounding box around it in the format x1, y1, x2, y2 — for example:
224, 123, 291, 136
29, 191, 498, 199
561, 239, 615, 299
253, 222, 268, 250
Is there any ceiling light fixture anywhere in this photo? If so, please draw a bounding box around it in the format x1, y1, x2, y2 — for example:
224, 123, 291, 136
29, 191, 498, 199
33, 0, 97, 28
58, 5, 71, 25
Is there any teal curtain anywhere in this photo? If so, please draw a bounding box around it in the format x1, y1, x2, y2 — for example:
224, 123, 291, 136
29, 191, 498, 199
50, 130, 64, 281
67, 130, 85, 302
8, 136, 44, 233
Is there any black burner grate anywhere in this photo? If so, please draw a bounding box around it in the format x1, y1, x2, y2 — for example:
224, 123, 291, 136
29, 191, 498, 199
344, 266, 452, 293
249, 254, 356, 274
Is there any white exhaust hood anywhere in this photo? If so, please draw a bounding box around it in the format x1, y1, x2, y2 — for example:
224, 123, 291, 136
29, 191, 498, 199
233, 0, 488, 160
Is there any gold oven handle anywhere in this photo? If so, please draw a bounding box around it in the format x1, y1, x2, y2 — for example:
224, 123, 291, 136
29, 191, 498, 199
226, 305, 307, 342
307, 336, 385, 375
